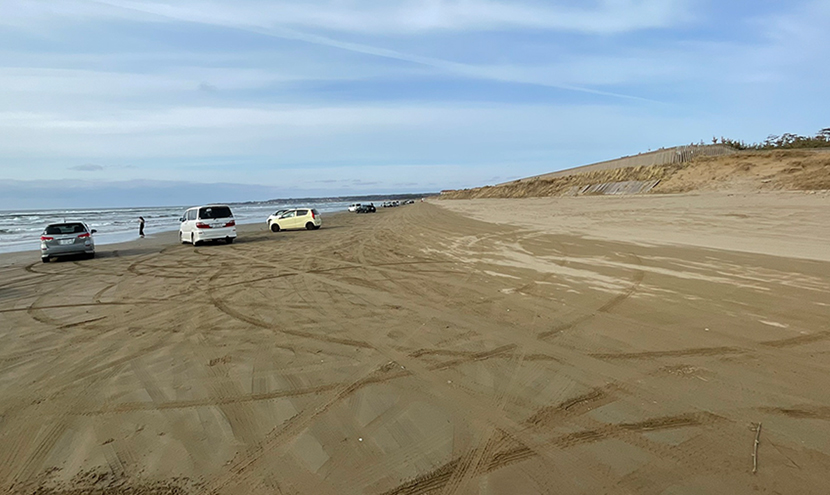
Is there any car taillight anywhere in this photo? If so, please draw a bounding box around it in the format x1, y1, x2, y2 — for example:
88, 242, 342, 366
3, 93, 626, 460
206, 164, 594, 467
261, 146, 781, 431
77, 233, 90, 238
311, 211, 315, 219
225, 220, 236, 227
196, 222, 211, 229
41, 236, 53, 241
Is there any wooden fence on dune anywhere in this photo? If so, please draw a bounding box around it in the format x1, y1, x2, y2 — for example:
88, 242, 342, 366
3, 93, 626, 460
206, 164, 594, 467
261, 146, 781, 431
501, 144, 737, 185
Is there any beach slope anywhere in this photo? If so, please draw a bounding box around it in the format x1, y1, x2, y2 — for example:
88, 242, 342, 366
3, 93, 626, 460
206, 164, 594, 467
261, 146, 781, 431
1, 195, 829, 494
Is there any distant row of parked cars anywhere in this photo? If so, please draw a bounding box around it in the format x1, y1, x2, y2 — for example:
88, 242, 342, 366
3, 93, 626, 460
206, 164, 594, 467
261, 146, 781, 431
42, 199, 420, 261
347, 199, 416, 213
386, 200, 414, 207
40, 204, 324, 262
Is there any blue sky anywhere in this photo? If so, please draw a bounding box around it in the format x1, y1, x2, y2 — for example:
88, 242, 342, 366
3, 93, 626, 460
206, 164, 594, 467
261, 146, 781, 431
1, 0, 828, 208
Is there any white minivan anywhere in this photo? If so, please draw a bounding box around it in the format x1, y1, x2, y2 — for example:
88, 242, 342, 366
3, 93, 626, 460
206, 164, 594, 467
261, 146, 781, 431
179, 204, 237, 245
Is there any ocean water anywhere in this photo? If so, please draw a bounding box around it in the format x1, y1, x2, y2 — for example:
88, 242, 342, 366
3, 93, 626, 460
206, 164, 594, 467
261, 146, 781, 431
0, 200, 354, 254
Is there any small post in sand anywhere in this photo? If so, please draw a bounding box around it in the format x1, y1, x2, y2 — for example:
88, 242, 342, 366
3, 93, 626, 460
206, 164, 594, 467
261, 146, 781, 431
752, 422, 762, 474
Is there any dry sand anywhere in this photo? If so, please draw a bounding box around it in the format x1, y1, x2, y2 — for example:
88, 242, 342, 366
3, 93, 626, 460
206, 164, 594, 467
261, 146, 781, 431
1, 194, 829, 494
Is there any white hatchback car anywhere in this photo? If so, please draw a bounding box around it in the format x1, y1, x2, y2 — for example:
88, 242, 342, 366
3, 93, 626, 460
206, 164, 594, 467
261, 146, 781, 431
265, 209, 290, 228
268, 208, 321, 232
179, 204, 237, 245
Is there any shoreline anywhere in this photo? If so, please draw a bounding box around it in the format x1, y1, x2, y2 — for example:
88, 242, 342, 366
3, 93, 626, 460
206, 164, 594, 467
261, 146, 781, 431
0, 211, 352, 267
0, 202, 359, 256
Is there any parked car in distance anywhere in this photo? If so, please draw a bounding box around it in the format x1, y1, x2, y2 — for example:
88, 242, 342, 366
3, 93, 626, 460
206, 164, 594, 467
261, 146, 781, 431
179, 204, 237, 245
355, 204, 376, 213
40, 222, 96, 262
268, 208, 321, 232
348, 203, 362, 212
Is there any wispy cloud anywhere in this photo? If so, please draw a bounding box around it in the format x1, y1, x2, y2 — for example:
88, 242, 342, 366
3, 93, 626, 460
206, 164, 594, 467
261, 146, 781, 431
64, 1, 658, 101
69, 163, 104, 171
4, 0, 689, 100
32, 0, 694, 35
198, 81, 218, 92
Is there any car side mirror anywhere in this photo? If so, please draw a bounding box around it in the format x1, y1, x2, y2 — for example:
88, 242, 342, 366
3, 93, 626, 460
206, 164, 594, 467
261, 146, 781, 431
179, 217, 185, 222
91, 229, 98, 234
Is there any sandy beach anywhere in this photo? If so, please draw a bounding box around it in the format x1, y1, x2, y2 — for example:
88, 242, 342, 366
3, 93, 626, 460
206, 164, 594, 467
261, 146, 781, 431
1, 192, 829, 494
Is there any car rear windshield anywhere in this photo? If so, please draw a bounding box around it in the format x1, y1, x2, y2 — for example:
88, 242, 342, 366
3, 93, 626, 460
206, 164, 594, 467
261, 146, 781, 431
45, 223, 86, 235
198, 206, 233, 219
312, 209, 319, 215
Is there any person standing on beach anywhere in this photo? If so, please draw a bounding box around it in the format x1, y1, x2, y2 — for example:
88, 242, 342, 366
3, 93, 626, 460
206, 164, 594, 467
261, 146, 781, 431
138, 216, 145, 238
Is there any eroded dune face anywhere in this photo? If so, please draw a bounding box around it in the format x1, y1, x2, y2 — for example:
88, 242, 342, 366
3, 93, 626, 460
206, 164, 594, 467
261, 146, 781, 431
1, 198, 829, 494
441, 149, 830, 199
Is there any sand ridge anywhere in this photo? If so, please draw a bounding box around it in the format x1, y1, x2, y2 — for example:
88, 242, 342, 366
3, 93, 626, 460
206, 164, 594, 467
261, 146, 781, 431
1, 198, 829, 494
440, 149, 830, 199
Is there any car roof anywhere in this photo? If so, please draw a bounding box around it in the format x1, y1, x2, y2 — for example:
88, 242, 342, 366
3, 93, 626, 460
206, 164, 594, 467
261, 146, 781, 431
46, 221, 87, 226
188, 204, 231, 209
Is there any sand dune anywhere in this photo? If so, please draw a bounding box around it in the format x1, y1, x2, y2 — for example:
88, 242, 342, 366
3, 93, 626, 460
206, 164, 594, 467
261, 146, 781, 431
1, 195, 829, 494
440, 149, 830, 199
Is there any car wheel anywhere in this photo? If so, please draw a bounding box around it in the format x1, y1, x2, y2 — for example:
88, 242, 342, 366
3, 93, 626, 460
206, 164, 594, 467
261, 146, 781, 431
41, 257, 49, 263
87, 252, 95, 259
306, 222, 314, 230
270, 223, 280, 232
226, 237, 234, 244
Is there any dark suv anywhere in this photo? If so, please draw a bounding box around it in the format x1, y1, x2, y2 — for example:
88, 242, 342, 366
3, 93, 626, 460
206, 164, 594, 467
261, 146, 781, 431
355, 204, 376, 213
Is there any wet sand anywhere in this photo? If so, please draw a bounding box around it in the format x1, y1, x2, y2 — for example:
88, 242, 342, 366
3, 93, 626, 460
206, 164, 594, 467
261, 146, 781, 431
1, 194, 829, 494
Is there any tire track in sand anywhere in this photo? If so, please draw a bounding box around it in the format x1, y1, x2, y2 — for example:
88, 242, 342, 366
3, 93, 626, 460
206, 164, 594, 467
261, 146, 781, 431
537, 253, 646, 340
381, 410, 723, 495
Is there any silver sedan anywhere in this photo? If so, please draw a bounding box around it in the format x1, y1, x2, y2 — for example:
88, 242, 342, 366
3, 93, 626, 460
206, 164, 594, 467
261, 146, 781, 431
40, 222, 97, 262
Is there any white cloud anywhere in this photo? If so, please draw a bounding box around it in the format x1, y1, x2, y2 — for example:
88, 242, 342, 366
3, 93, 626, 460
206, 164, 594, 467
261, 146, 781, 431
68, 163, 105, 171
749, 0, 830, 74
1, 1, 693, 102
0, 105, 445, 134
0, 66, 317, 97
0, 101, 716, 184
8, 0, 692, 35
